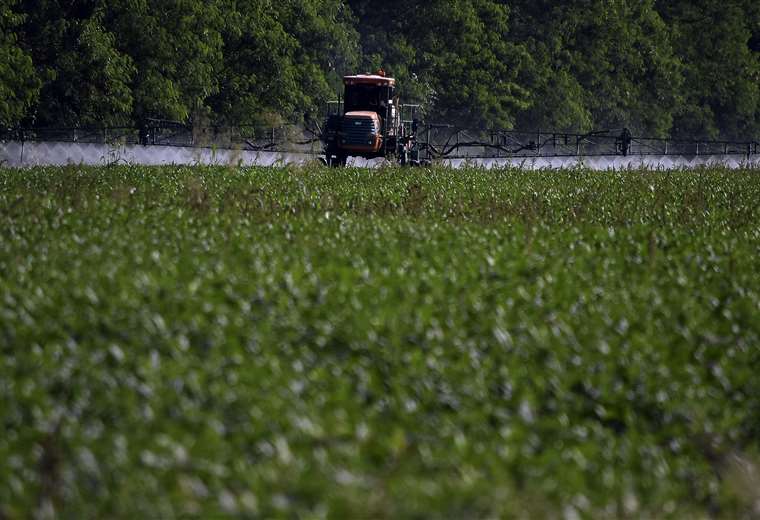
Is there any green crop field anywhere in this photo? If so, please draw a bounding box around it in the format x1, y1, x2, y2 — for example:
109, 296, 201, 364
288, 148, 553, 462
2, 164, 760, 518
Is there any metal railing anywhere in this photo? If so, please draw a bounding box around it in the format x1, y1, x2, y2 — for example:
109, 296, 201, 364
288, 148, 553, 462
3, 123, 757, 160
2, 122, 323, 154
418, 126, 759, 160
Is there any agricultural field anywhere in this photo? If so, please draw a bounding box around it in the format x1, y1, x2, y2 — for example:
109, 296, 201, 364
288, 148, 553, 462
2, 164, 760, 518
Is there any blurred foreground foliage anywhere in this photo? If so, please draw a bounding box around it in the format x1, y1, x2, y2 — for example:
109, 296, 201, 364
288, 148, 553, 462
1, 164, 760, 517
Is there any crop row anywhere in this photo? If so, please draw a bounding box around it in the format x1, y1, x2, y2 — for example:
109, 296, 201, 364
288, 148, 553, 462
1, 165, 760, 517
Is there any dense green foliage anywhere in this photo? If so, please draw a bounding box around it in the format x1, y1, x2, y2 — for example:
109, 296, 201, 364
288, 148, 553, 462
351, 0, 532, 128
2, 165, 760, 517
658, 0, 760, 140
1, 0, 758, 136
509, 0, 684, 135
0, 0, 40, 127
207, 0, 359, 126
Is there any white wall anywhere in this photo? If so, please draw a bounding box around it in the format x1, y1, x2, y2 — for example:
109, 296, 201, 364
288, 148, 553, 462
2, 141, 759, 169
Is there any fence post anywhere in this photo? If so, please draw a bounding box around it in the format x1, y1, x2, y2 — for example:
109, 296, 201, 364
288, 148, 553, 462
426, 125, 431, 161
20, 139, 24, 166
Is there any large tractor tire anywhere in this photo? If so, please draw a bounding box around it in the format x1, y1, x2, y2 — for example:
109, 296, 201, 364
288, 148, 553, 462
334, 153, 347, 167
325, 149, 347, 167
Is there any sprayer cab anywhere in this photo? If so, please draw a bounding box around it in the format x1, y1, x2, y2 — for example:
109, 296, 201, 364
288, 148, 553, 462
343, 74, 396, 114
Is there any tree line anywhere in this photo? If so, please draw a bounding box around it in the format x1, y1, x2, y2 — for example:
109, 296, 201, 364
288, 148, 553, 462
1, 0, 758, 139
